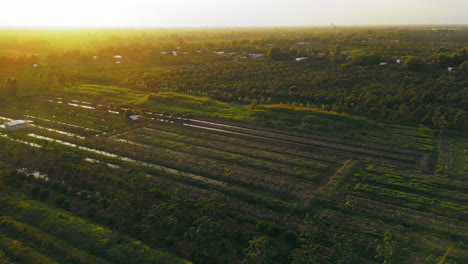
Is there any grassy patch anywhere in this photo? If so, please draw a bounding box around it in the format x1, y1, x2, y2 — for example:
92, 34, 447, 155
124, 91, 249, 119
451, 137, 468, 175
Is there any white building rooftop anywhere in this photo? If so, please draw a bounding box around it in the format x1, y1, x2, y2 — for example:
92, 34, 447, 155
295, 57, 308, 62
5, 120, 31, 126
129, 115, 140, 121
249, 53, 263, 59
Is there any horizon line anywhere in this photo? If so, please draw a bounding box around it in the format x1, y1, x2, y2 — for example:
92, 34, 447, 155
0, 23, 467, 30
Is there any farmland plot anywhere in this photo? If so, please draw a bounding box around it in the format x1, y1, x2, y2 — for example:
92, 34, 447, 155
0, 95, 466, 264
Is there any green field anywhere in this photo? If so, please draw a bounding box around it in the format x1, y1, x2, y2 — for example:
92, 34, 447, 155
0, 27, 467, 263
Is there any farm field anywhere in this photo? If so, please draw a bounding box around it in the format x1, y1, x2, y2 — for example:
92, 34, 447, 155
0, 91, 466, 263
0, 26, 467, 263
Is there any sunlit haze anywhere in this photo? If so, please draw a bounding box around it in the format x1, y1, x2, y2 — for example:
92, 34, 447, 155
1, 0, 468, 28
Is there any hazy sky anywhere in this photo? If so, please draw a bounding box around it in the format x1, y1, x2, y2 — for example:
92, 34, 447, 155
1, 0, 467, 28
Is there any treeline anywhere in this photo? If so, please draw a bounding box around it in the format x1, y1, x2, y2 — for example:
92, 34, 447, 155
124, 59, 467, 130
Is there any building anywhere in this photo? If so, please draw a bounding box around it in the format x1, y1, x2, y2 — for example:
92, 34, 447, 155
129, 115, 140, 121
3, 120, 32, 131
249, 53, 263, 59
295, 57, 308, 62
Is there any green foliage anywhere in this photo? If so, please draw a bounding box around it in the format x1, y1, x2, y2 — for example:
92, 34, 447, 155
349, 53, 381, 66
453, 110, 467, 131
266, 47, 286, 60
375, 229, 404, 264
0, 27, 467, 264
0, 234, 58, 264
0, 216, 111, 264
256, 220, 283, 236
241, 236, 277, 264
291, 245, 324, 264
184, 216, 225, 257
404, 56, 428, 71
0, 195, 186, 264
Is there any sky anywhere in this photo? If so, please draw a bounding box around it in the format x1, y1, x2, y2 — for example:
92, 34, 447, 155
1, 0, 467, 28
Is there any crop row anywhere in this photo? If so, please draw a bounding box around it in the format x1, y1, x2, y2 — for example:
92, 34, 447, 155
98, 136, 319, 202
144, 123, 345, 164
364, 164, 468, 192
117, 130, 326, 182
7, 118, 340, 203
1, 130, 465, 263
136, 126, 336, 172
177, 120, 423, 170
0, 216, 110, 264
318, 205, 468, 262
0, 195, 186, 264
354, 170, 467, 203
7, 124, 323, 203
192, 118, 426, 156
182, 119, 424, 164
352, 183, 468, 219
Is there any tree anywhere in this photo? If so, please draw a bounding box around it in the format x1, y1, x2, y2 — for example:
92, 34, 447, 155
404, 56, 427, 71
289, 46, 299, 57
395, 104, 409, 120
299, 213, 326, 243
453, 110, 467, 131
200, 192, 226, 220
375, 229, 404, 264
242, 236, 277, 264
109, 189, 135, 225
266, 47, 285, 60
350, 54, 381, 66
124, 108, 136, 118
291, 244, 325, 264
128, 172, 150, 194
329, 237, 358, 264
459, 60, 468, 71
149, 201, 179, 230
432, 108, 448, 129
185, 216, 224, 257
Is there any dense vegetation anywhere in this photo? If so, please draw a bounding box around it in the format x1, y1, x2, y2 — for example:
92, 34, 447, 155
0, 26, 467, 263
